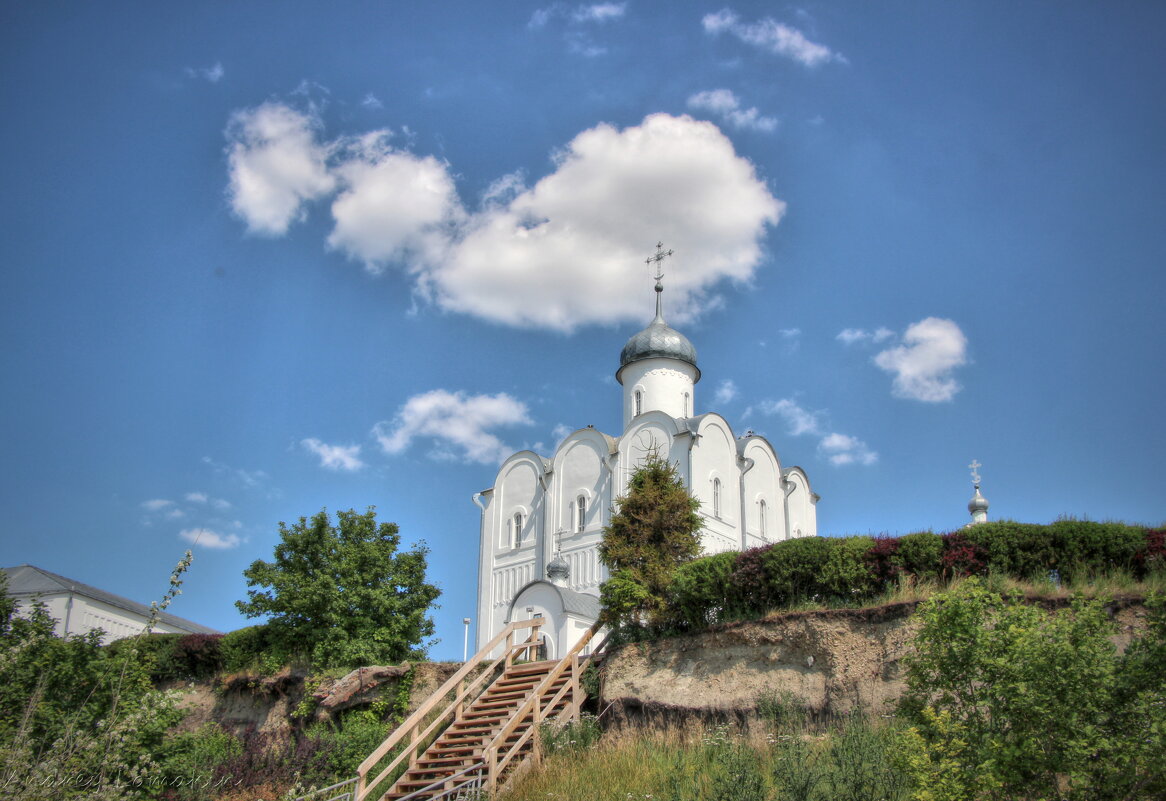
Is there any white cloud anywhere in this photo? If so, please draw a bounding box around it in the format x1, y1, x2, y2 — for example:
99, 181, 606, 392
373, 390, 532, 464
762, 398, 822, 436
179, 528, 241, 550
201, 456, 268, 488
223, 107, 782, 332
818, 432, 878, 466
572, 3, 626, 23
713, 379, 738, 406
748, 398, 878, 467
552, 423, 573, 443
326, 132, 464, 273
212, 498, 232, 510
140, 499, 173, 512
702, 9, 840, 67
687, 89, 778, 133
225, 103, 336, 236
361, 93, 383, 109
301, 438, 365, 471
185, 63, 224, 83
874, 317, 968, 402
185, 492, 208, 504
432, 113, 783, 330
837, 326, 894, 346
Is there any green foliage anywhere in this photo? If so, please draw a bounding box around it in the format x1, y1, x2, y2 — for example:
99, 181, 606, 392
818, 536, 877, 600
236, 507, 440, 669
895, 532, 944, 580
761, 535, 832, 604
220, 623, 283, 674
667, 551, 738, 629
900, 580, 1166, 799
0, 554, 191, 800
540, 712, 602, 755
156, 723, 244, 801
598, 455, 702, 628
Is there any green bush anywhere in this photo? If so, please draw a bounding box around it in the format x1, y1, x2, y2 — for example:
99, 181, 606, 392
818, 536, 877, 600
895, 532, 944, 580
668, 551, 739, 629
221, 624, 283, 673
762, 536, 833, 604
1051, 519, 1146, 575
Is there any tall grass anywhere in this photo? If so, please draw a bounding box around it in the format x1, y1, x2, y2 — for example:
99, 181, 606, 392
508, 698, 911, 801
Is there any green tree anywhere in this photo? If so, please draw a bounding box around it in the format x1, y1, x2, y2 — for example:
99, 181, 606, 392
598, 454, 702, 628
899, 580, 1166, 800
236, 507, 440, 668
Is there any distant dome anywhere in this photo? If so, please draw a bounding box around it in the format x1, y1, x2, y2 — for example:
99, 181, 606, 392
546, 555, 570, 585
618, 317, 700, 382
968, 486, 989, 514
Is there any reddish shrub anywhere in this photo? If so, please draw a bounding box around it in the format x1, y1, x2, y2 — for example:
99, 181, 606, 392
865, 537, 903, 586
941, 532, 989, 579
1134, 528, 1166, 579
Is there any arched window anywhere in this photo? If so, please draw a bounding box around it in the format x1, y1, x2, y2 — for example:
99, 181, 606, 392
759, 499, 767, 539
683, 392, 690, 417
513, 512, 524, 546
712, 478, 722, 519
634, 390, 643, 416
576, 494, 586, 532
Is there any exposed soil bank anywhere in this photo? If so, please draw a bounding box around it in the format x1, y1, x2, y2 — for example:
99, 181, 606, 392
598, 596, 1150, 726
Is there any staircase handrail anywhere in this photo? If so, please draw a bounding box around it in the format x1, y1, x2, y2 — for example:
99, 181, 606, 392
483, 621, 605, 789
356, 616, 546, 801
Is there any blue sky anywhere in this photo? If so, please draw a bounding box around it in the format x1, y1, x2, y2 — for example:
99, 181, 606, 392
2, 1, 1163, 660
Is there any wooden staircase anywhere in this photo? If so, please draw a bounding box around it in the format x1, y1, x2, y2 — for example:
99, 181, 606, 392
353, 618, 603, 801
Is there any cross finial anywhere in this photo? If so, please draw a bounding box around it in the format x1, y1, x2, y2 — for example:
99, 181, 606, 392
645, 241, 673, 320
968, 459, 982, 486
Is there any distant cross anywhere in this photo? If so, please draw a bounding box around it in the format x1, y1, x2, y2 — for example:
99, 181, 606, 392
645, 241, 674, 287
969, 459, 982, 486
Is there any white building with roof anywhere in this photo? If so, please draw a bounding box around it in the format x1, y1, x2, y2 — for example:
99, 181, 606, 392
473, 246, 818, 656
3, 564, 219, 643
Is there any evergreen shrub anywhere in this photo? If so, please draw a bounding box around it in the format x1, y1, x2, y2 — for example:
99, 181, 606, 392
730, 545, 775, 614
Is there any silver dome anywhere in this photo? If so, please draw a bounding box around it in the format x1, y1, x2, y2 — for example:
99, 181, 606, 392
968, 486, 989, 513
618, 316, 700, 381
546, 555, 570, 584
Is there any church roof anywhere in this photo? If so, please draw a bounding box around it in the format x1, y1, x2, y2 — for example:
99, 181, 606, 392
617, 314, 700, 383
3, 564, 219, 634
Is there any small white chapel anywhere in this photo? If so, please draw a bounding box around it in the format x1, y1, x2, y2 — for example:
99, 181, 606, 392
473, 245, 819, 656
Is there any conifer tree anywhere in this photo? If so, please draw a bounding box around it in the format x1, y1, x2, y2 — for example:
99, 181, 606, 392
598, 453, 702, 628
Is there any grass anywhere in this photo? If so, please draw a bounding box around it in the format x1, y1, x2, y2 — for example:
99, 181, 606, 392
507, 710, 911, 801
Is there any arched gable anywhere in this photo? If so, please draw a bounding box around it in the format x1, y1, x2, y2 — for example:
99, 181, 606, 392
690, 413, 740, 553
551, 429, 614, 537
495, 452, 545, 552
740, 435, 785, 546
782, 466, 818, 539
618, 410, 683, 492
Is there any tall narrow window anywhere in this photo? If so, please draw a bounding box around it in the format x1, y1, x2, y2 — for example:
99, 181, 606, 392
513, 512, 524, 546
683, 392, 690, 417
712, 478, 722, 519
634, 390, 643, 416
759, 500, 767, 539
576, 494, 586, 532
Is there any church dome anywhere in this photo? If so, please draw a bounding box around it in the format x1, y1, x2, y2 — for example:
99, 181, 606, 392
618, 317, 700, 380
546, 555, 570, 585
968, 486, 989, 514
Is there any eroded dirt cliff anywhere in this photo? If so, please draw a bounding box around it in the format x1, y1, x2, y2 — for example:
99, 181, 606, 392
599, 597, 1149, 724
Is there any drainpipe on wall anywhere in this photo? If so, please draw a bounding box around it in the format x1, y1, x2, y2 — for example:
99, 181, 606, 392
738, 456, 755, 550
782, 477, 797, 541
63, 587, 75, 636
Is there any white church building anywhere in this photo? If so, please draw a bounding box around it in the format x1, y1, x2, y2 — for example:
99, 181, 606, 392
473, 246, 818, 656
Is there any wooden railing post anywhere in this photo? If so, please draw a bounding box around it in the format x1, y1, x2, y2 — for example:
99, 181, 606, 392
486, 746, 498, 795
570, 654, 581, 720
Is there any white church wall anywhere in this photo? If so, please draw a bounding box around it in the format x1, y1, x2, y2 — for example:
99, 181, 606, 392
741, 437, 785, 547
553, 432, 608, 538
691, 415, 740, 554
783, 468, 817, 539
618, 413, 678, 494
